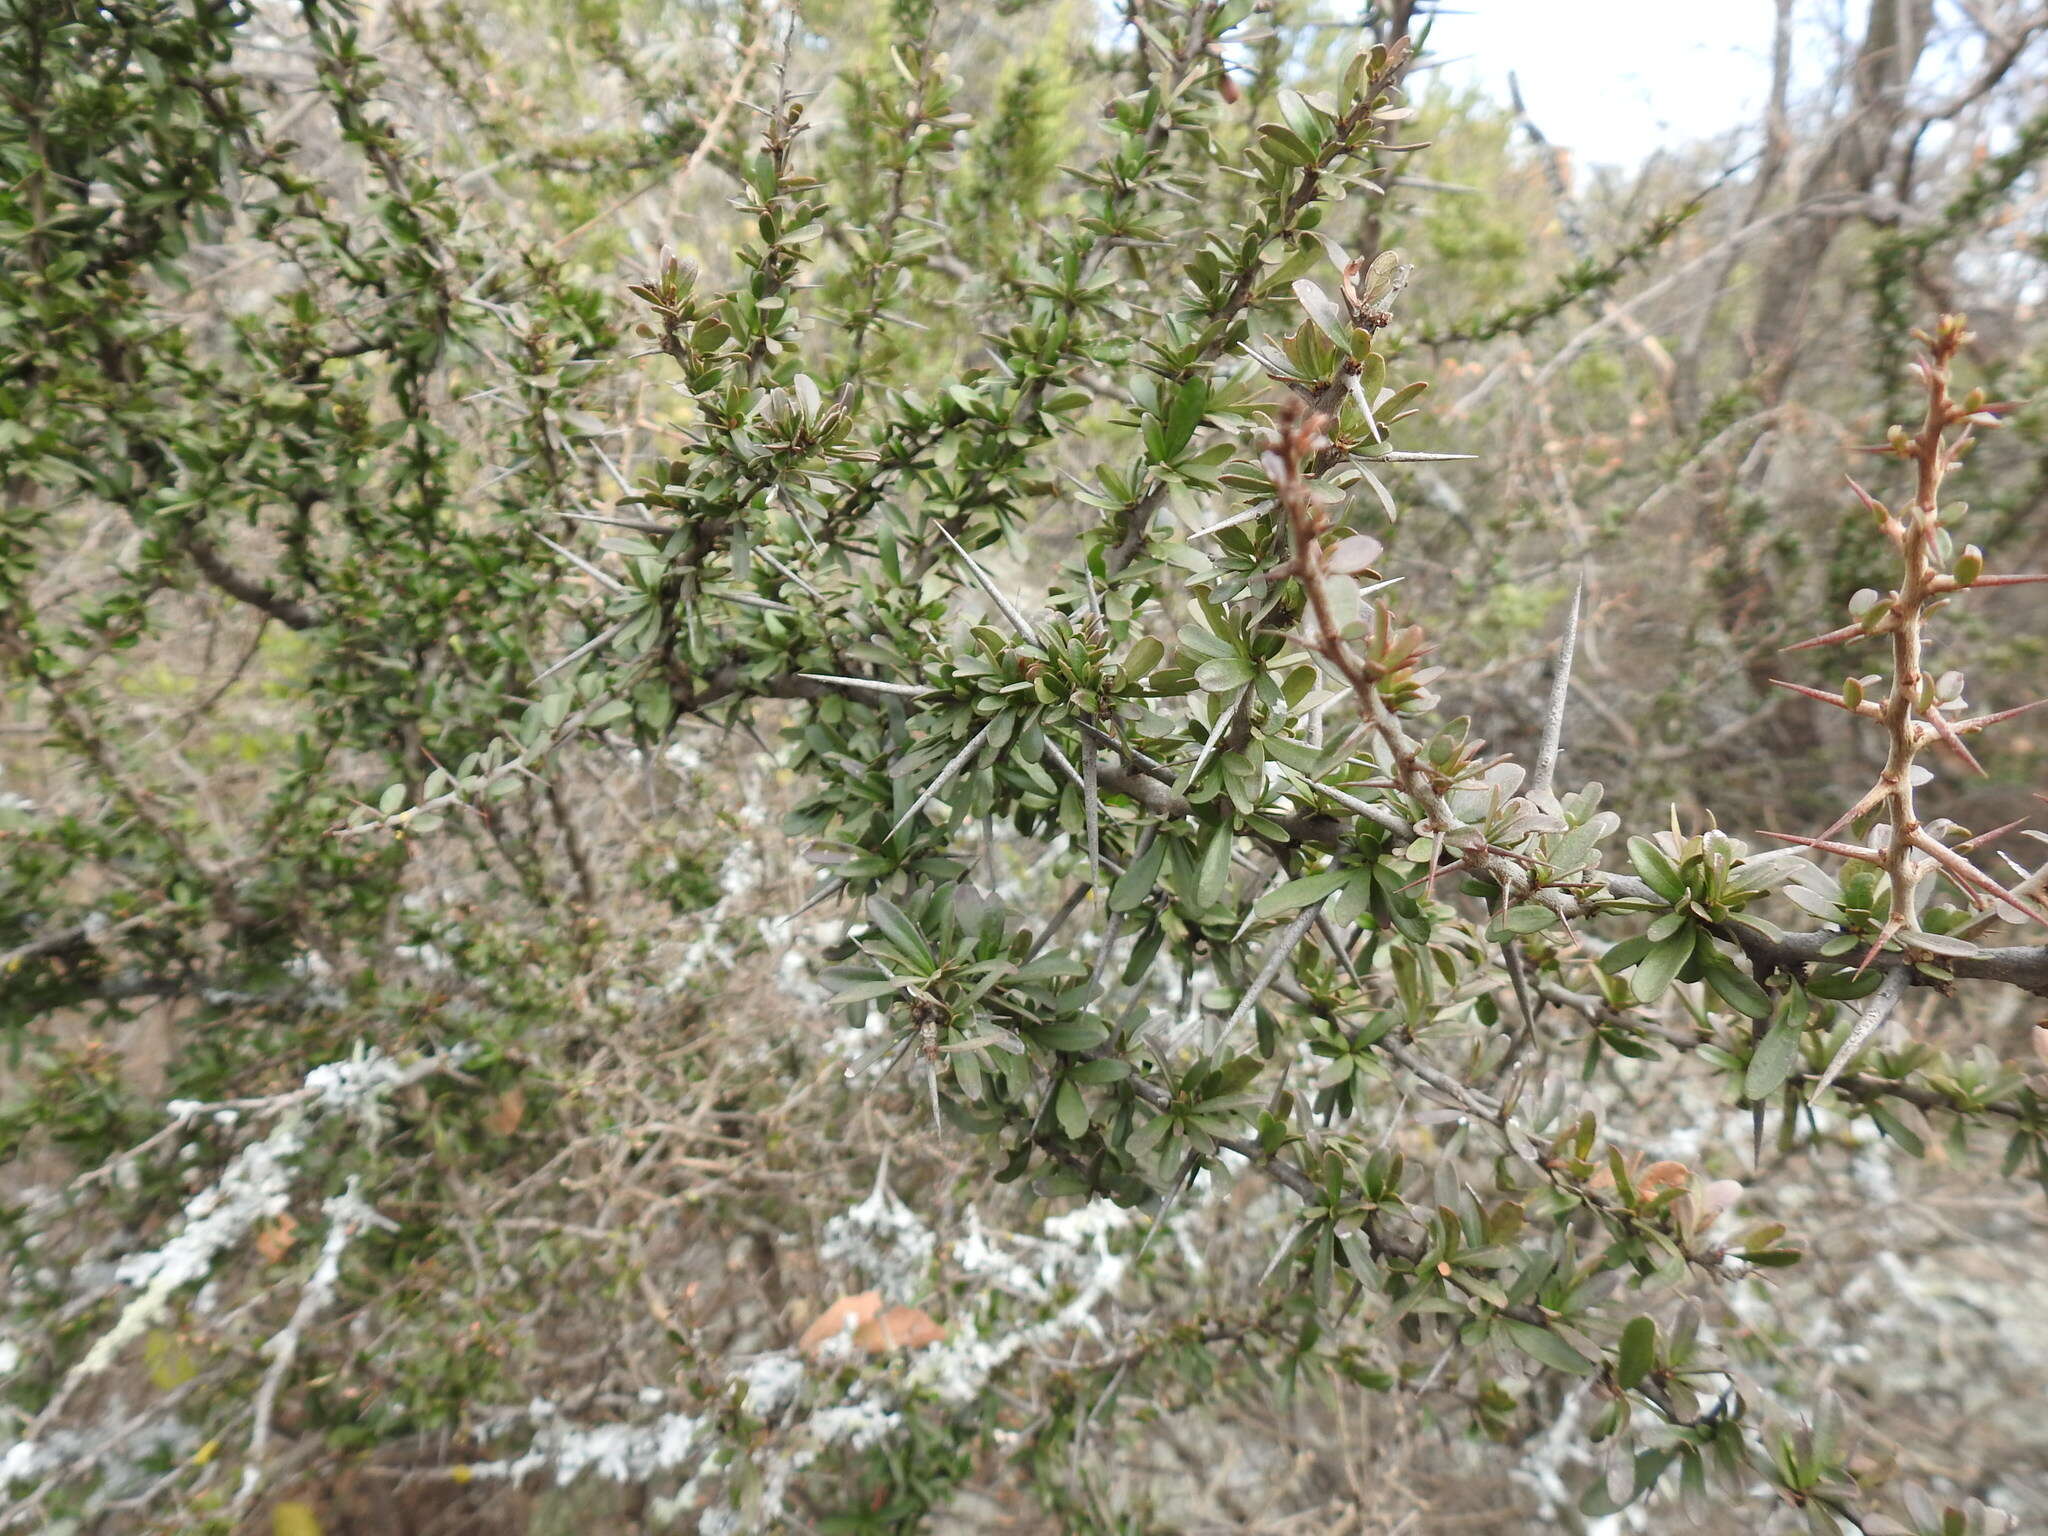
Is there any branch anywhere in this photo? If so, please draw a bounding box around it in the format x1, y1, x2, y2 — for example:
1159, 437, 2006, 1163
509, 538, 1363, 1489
179, 531, 323, 630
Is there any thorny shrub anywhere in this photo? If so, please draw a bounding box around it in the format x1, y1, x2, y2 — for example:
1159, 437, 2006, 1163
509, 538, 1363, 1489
4, 1, 2048, 1533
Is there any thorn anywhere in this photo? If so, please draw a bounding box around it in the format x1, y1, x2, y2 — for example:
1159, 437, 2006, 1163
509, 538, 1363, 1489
1810, 967, 1910, 1101
751, 543, 825, 603
1920, 703, 1986, 777
1257, 1219, 1310, 1288
1768, 678, 1862, 713
533, 619, 629, 684
1959, 854, 2048, 939
1345, 372, 1384, 444
1953, 817, 2027, 854
1082, 736, 1103, 893
1968, 572, 2048, 588
934, 525, 1038, 638
1499, 935, 1539, 1045
1781, 623, 1867, 653
1812, 778, 1890, 843
1852, 911, 1906, 976
1201, 900, 1327, 1050
1086, 909, 1126, 996
1025, 883, 1092, 961
1757, 830, 1884, 863
1842, 476, 1886, 516
1175, 694, 1244, 795
559, 509, 683, 536
1134, 1153, 1200, 1267
1530, 575, 1583, 801
1913, 830, 2048, 926
1188, 501, 1272, 542
1314, 912, 1369, 994
1074, 718, 1170, 777
1953, 697, 2048, 734
1747, 1013, 1769, 1169
882, 721, 998, 844
1041, 735, 1088, 792
844, 1031, 916, 1081
532, 531, 628, 593
709, 589, 799, 614
787, 876, 848, 922
1229, 858, 1284, 943
797, 672, 935, 698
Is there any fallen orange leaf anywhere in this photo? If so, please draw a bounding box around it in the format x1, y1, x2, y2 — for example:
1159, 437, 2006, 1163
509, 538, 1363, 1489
255, 1213, 298, 1265
484, 1086, 526, 1137
799, 1291, 882, 1358
854, 1306, 943, 1354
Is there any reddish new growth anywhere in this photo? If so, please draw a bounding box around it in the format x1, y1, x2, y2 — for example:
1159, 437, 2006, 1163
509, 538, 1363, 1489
1767, 315, 2048, 958
1264, 399, 1560, 908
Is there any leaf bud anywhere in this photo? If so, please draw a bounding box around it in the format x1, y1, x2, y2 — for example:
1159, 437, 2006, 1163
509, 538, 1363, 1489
1954, 545, 1984, 586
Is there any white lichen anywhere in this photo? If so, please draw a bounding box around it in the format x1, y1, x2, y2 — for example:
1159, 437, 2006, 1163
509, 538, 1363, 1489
33, 1046, 470, 1420
820, 1166, 936, 1297
734, 1351, 804, 1421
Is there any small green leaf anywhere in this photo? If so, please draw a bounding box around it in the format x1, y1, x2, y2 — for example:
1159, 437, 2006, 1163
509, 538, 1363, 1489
1632, 930, 1691, 1004
1744, 1011, 1805, 1101
1616, 1316, 1656, 1390
1196, 822, 1234, 909
1252, 866, 1349, 920
1257, 121, 1316, 166
830, 978, 916, 1005
1498, 903, 1559, 936
1808, 966, 1884, 1000
1699, 944, 1772, 1019
864, 896, 933, 969
1069, 1058, 1132, 1085
1195, 656, 1255, 692
1627, 837, 1685, 903
1122, 636, 1165, 682
1128, 1111, 1177, 1159
1109, 837, 1167, 911
1033, 1019, 1111, 1052
1867, 1102, 1926, 1157
1503, 1319, 1596, 1376
1161, 379, 1209, 458
1598, 934, 1652, 976
1055, 1078, 1089, 1139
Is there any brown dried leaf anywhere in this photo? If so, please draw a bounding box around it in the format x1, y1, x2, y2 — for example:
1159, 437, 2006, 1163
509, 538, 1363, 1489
854, 1305, 944, 1354
484, 1086, 526, 1137
1636, 1160, 1690, 1195
798, 1290, 882, 1358
255, 1213, 298, 1265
